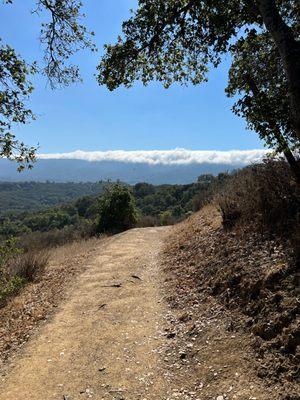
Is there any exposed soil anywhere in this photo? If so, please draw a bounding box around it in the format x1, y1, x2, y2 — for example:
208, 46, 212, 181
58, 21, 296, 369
0, 238, 101, 368
0, 218, 297, 399
0, 228, 170, 399
162, 205, 300, 399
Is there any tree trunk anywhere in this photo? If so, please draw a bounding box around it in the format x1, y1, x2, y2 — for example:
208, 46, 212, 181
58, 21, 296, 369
245, 73, 300, 184
268, 123, 300, 185
282, 148, 300, 184
257, 0, 300, 142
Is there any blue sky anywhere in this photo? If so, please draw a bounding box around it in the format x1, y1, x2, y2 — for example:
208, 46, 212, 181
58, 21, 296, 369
1, 0, 264, 154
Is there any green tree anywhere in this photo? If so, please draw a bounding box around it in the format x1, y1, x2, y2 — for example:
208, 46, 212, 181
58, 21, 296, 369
97, 0, 300, 181
1, 1, 95, 169
160, 210, 173, 226
97, 184, 138, 233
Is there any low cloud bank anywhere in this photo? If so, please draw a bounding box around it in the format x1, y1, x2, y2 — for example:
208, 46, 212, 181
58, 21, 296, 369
38, 148, 268, 166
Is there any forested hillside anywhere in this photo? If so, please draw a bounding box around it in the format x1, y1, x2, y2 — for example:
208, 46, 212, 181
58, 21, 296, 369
0, 174, 227, 244
0, 182, 109, 214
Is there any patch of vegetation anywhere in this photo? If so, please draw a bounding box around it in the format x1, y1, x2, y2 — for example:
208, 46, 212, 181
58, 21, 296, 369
163, 159, 300, 396
216, 159, 300, 242
0, 236, 50, 307
0, 181, 109, 214
0, 174, 228, 244
97, 185, 138, 233
0, 238, 25, 306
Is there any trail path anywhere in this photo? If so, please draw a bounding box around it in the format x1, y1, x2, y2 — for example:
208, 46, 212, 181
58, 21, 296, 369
0, 227, 169, 400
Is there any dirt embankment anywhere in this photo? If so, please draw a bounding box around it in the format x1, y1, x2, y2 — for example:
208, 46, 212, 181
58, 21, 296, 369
162, 205, 300, 399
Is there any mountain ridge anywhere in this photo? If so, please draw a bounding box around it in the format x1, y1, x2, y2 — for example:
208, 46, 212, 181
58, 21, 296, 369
0, 159, 240, 184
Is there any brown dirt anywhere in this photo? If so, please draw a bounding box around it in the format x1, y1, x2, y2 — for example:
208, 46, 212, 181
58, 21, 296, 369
0, 228, 170, 399
162, 205, 300, 399
0, 219, 297, 399
0, 238, 101, 367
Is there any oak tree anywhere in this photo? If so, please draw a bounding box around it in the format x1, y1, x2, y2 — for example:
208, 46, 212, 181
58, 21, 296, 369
0, 0, 95, 170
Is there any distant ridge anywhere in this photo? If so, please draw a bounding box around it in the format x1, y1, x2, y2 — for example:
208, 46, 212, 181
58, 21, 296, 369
0, 159, 241, 184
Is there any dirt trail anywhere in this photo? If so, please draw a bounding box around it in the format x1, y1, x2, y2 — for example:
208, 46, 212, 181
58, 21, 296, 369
0, 224, 282, 399
0, 227, 169, 400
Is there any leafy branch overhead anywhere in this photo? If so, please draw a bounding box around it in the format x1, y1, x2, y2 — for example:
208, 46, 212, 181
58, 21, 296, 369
97, 0, 300, 180
0, 0, 95, 168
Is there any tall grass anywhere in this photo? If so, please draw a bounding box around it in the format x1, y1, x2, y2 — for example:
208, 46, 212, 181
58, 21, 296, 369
0, 234, 51, 306
7, 251, 49, 282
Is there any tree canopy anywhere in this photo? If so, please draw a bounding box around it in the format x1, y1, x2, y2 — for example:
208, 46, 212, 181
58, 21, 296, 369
0, 0, 95, 169
2, 1, 299, 177
97, 184, 138, 233
97, 0, 300, 179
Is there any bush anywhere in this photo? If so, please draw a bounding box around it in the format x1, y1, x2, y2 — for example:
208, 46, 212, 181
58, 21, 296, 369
193, 172, 231, 212
97, 184, 138, 233
160, 210, 174, 226
0, 237, 50, 306
20, 220, 95, 252
136, 215, 159, 227
8, 251, 49, 282
0, 238, 24, 306
0, 275, 25, 306
216, 159, 300, 235
192, 189, 214, 212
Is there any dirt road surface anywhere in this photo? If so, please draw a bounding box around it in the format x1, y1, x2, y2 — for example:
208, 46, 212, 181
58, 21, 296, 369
0, 227, 170, 400
0, 224, 280, 399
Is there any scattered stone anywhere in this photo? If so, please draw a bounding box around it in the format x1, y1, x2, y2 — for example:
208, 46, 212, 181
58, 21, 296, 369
131, 275, 142, 280
166, 332, 176, 339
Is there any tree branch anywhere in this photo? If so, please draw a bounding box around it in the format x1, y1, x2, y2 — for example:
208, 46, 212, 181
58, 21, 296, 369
256, 0, 300, 141
245, 72, 300, 182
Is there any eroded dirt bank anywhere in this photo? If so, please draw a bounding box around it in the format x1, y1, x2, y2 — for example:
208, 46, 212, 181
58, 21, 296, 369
162, 206, 299, 400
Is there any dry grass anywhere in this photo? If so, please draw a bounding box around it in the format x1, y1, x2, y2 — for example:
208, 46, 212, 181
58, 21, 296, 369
216, 160, 299, 235
20, 223, 95, 252
49, 237, 101, 265
162, 205, 300, 398
135, 215, 159, 227
7, 251, 49, 282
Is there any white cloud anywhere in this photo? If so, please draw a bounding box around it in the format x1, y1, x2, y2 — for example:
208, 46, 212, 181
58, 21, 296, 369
38, 148, 268, 166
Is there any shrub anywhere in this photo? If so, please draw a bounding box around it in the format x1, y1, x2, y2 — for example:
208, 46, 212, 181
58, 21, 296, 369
0, 238, 24, 306
0, 275, 25, 306
8, 251, 49, 282
136, 215, 159, 227
20, 220, 95, 252
160, 210, 174, 226
0, 237, 50, 306
97, 184, 138, 233
193, 172, 231, 212
216, 159, 300, 235
192, 189, 214, 212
